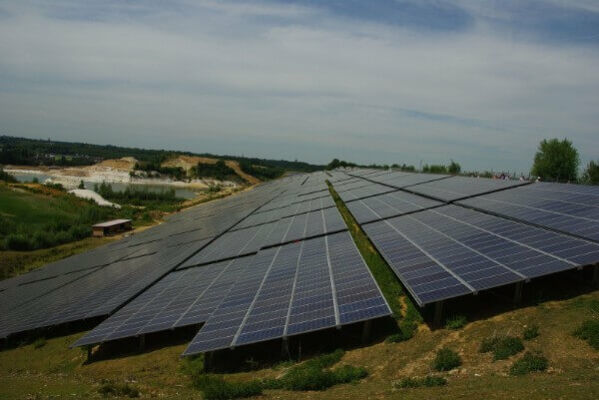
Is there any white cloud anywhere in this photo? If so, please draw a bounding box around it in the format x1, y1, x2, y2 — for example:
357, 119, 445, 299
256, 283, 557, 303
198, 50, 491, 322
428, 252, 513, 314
0, 0, 598, 172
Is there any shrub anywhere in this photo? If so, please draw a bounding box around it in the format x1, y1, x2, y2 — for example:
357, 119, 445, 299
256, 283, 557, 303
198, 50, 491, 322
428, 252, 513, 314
98, 381, 140, 398
445, 315, 467, 330
509, 352, 548, 376
573, 319, 599, 350
395, 375, 447, 388
332, 365, 368, 384
432, 347, 461, 371
32, 337, 46, 349
280, 364, 336, 391
479, 335, 524, 360
523, 325, 540, 340
192, 374, 262, 400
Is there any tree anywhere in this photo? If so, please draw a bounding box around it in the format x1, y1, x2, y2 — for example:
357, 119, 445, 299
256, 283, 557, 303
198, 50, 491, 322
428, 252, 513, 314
531, 138, 579, 182
448, 160, 461, 174
78, 180, 85, 189
581, 160, 599, 185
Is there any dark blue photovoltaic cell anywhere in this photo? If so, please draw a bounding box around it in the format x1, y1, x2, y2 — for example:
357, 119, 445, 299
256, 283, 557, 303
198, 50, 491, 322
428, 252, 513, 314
405, 176, 529, 202
363, 205, 599, 306
182, 232, 390, 355
458, 182, 599, 242
338, 183, 396, 203
346, 190, 442, 224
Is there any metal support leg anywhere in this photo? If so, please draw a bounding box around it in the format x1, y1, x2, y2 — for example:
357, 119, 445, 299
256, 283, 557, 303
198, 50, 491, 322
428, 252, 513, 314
281, 338, 290, 358
139, 335, 146, 351
433, 301, 444, 328
514, 282, 524, 305
204, 352, 213, 372
361, 320, 372, 344
593, 265, 599, 287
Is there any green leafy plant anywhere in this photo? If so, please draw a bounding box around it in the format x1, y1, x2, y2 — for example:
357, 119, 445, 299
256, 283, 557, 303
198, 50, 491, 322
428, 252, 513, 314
432, 347, 461, 371
479, 335, 524, 360
509, 352, 548, 376
32, 337, 46, 349
98, 381, 140, 398
573, 319, 599, 350
445, 315, 467, 330
523, 325, 539, 340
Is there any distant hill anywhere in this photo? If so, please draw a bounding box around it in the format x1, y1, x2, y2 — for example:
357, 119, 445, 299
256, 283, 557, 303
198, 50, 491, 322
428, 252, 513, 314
0, 136, 324, 181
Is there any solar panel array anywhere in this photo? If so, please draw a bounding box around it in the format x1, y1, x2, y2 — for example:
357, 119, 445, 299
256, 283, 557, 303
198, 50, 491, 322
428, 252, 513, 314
183, 232, 390, 355
2, 167, 598, 358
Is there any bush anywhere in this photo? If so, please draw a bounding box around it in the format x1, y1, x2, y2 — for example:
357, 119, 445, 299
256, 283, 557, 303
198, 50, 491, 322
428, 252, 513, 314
331, 365, 368, 384
479, 335, 524, 360
523, 325, 540, 340
192, 375, 262, 400
98, 381, 140, 398
387, 321, 417, 343
445, 315, 467, 330
509, 352, 548, 376
573, 319, 599, 350
0, 167, 17, 183
32, 337, 46, 349
395, 375, 447, 389
432, 348, 461, 371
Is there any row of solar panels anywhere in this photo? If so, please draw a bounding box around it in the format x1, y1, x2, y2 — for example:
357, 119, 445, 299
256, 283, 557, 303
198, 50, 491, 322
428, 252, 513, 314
0, 174, 311, 338
2, 168, 597, 359
331, 169, 599, 307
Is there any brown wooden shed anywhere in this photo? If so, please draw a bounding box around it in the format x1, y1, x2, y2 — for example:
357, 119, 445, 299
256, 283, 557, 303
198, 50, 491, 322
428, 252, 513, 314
92, 219, 132, 237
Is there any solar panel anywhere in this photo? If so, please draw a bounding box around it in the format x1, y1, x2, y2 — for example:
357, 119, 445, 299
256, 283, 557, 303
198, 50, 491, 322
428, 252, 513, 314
458, 182, 599, 242
1, 243, 202, 338
363, 172, 449, 189
338, 183, 396, 203
182, 231, 390, 355
362, 205, 599, 306
179, 206, 347, 268
405, 176, 529, 202
346, 190, 443, 224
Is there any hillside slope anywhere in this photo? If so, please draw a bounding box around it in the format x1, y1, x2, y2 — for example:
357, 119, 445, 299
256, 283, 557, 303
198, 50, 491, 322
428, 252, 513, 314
161, 155, 261, 184
0, 288, 597, 399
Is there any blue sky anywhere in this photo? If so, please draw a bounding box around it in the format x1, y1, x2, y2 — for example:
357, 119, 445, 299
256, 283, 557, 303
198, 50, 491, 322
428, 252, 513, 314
0, 0, 598, 173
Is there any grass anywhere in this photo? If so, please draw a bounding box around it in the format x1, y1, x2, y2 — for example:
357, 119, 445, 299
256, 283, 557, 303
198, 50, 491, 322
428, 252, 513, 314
184, 349, 367, 397
98, 380, 140, 398
479, 335, 524, 360
432, 347, 461, 371
32, 337, 46, 349
445, 315, 467, 330
509, 352, 549, 376
523, 325, 540, 340
327, 182, 421, 330
395, 375, 447, 388
573, 319, 599, 350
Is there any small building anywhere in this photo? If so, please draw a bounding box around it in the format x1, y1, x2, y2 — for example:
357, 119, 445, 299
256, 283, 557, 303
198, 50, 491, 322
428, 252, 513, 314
92, 219, 132, 237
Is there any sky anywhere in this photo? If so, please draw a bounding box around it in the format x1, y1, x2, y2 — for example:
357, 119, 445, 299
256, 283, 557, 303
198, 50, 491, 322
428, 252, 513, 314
0, 0, 598, 173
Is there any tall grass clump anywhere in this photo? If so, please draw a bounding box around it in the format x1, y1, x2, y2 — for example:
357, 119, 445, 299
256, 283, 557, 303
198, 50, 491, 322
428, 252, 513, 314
573, 319, 599, 350
192, 375, 262, 400
523, 325, 540, 340
432, 347, 461, 371
479, 335, 524, 360
98, 381, 140, 398
509, 352, 548, 376
445, 315, 467, 330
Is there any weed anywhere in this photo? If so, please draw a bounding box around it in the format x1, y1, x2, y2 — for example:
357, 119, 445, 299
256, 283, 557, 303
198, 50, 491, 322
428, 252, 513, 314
192, 374, 262, 400
509, 352, 548, 376
98, 381, 140, 398
480, 335, 524, 360
32, 337, 46, 349
395, 375, 447, 388
523, 325, 539, 340
445, 315, 467, 330
432, 347, 461, 371
573, 319, 599, 350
